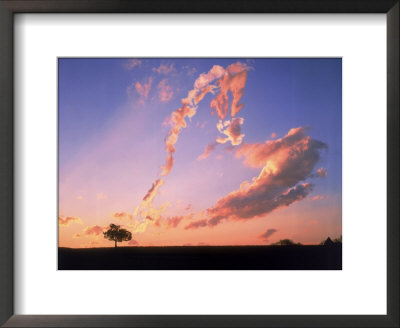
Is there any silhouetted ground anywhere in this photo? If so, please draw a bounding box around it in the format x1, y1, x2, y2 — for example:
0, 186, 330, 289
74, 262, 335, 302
58, 245, 342, 270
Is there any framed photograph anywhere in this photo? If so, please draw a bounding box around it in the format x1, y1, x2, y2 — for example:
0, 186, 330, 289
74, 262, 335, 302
0, 1, 398, 327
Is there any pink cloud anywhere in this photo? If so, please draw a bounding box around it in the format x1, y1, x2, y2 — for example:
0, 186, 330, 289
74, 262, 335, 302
185, 219, 208, 230
128, 239, 139, 246
161, 99, 197, 176
125, 59, 142, 70
143, 179, 164, 203
158, 79, 173, 102
134, 179, 168, 223
226, 61, 252, 75
166, 216, 183, 228
185, 127, 327, 229
73, 225, 105, 238
311, 195, 328, 201
112, 212, 133, 221
153, 63, 175, 75
216, 117, 245, 146
197, 142, 217, 160
316, 167, 328, 177
235, 127, 314, 168
58, 216, 82, 227
160, 64, 248, 177
83, 225, 105, 236
210, 63, 248, 119
194, 65, 225, 90
135, 77, 152, 103
194, 85, 216, 105
137, 64, 250, 226
182, 65, 197, 77
259, 228, 278, 241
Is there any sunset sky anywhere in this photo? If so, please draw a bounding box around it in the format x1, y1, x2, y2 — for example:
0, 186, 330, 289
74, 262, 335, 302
58, 58, 342, 248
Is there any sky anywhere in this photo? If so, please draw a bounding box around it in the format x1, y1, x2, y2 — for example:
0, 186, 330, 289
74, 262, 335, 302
58, 58, 342, 248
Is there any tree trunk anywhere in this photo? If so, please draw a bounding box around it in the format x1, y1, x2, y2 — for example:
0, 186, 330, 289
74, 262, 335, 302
115, 240, 117, 248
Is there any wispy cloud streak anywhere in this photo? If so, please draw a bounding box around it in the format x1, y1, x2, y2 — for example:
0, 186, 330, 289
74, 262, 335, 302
135, 63, 251, 229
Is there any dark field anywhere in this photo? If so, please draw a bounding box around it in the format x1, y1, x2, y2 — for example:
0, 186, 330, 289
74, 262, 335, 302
58, 245, 342, 270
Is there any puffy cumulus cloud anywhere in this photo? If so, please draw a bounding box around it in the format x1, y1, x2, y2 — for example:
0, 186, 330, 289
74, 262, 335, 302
270, 132, 277, 139
259, 228, 278, 241
235, 127, 324, 169
185, 183, 313, 229
197, 142, 217, 160
316, 167, 328, 178
158, 79, 173, 102
125, 59, 142, 70
112, 212, 133, 222
185, 127, 327, 229
153, 63, 175, 75
128, 239, 139, 246
216, 117, 245, 146
135, 77, 153, 103
58, 216, 82, 227
210, 64, 248, 119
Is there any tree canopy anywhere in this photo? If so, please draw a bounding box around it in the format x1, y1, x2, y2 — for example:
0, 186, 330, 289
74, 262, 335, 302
103, 224, 132, 247
272, 239, 302, 246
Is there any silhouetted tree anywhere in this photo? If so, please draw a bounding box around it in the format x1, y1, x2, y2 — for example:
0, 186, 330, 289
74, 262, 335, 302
323, 237, 334, 246
320, 236, 342, 246
103, 224, 132, 248
273, 239, 301, 246
333, 235, 342, 244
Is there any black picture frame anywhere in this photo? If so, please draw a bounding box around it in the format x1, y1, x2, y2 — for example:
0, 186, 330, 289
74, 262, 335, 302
0, 1, 398, 327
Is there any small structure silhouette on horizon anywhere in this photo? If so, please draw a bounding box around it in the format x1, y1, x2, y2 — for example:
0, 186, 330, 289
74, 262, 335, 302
323, 237, 334, 246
